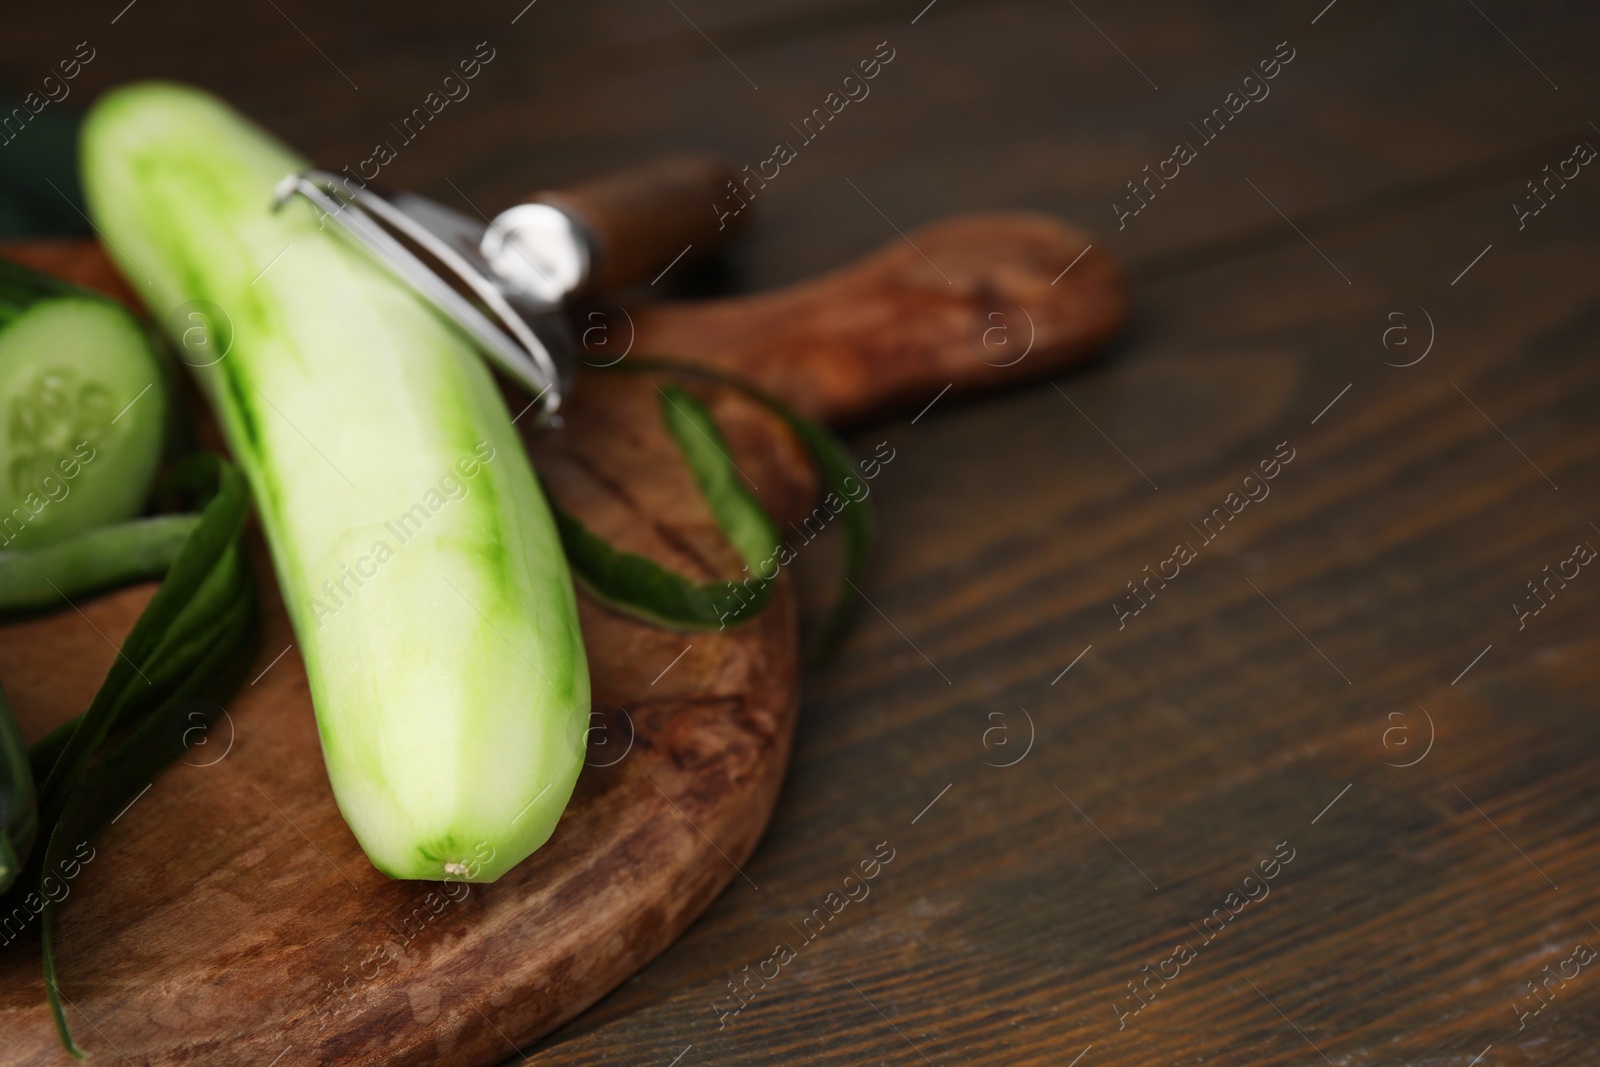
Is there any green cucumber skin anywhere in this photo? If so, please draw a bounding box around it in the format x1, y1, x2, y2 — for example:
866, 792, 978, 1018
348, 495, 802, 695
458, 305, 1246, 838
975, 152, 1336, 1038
0, 513, 199, 614
0, 681, 35, 895
0, 259, 81, 329
0, 264, 168, 550
81, 82, 589, 882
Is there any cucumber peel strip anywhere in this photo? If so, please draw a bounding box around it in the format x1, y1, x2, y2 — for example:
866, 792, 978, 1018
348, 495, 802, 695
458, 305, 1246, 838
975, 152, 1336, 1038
0, 447, 247, 621
40, 584, 254, 1058
31, 456, 246, 819
0, 682, 34, 896
25, 531, 248, 785
0, 514, 201, 615
551, 363, 873, 663
549, 383, 780, 632
1, 451, 258, 1058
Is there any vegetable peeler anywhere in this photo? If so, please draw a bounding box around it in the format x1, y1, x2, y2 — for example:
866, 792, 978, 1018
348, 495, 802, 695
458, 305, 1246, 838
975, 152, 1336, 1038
273, 156, 744, 423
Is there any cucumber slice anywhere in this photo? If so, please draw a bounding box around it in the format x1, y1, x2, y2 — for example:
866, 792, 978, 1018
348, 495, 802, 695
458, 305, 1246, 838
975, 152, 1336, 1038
0, 266, 167, 550
81, 82, 589, 882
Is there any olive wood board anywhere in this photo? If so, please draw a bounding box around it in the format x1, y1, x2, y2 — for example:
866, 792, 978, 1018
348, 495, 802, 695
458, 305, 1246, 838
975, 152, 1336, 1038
0, 215, 1126, 1066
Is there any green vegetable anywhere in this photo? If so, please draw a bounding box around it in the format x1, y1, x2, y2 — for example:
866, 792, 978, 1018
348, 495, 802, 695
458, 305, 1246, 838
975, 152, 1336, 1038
0, 681, 34, 895
562, 363, 873, 661
81, 82, 589, 882
552, 383, 781, 630
23, 452, 258, 1058
0, 260, 167, 550
0, 513, 198, 614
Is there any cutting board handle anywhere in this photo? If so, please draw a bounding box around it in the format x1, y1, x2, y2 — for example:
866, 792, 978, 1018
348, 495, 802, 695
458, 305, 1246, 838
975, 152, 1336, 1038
535, 155, 748, 293
624, 212, 1131, 424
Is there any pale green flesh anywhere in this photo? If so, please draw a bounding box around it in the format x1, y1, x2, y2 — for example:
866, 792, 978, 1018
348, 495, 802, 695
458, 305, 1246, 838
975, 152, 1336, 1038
81, 83, 589, 881
0, 297, 166, 550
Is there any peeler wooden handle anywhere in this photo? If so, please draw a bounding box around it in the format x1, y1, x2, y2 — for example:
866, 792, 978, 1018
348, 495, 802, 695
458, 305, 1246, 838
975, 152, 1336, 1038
533, 156, 747, 293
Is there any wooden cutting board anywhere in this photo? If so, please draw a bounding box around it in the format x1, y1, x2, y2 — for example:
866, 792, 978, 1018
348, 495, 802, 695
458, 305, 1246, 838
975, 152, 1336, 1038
0, 215, 1126, 1066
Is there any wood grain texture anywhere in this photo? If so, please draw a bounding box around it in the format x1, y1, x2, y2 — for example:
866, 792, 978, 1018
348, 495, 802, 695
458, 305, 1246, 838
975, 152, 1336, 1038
622, 214, 1124, 424
530, 180, 1600, 1067
4, 1, 1600, 1066
0, 222, 1122, 1064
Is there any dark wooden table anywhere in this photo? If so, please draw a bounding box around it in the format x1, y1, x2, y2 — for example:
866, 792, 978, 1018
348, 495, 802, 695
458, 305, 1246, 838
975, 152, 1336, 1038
6, 2, 1600, 1064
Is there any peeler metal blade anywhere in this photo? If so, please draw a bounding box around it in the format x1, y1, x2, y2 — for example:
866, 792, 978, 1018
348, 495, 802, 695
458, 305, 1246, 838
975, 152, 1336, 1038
273, 169, 572, 421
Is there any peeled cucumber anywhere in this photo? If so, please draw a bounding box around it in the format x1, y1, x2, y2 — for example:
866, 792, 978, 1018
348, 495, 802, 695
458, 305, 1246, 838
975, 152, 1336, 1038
81, 82, 589, 882
0, 261, 167, 550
